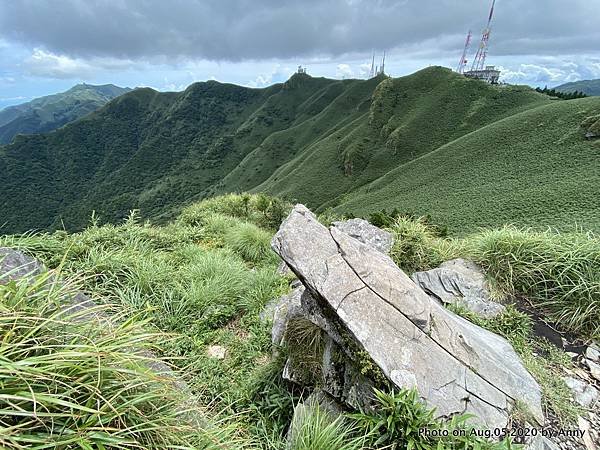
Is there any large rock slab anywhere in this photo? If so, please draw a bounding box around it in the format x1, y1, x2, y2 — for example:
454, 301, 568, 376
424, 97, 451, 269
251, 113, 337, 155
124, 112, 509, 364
412, 258, 505, 318
272, 205, 544, 429
332, 218, 393, 254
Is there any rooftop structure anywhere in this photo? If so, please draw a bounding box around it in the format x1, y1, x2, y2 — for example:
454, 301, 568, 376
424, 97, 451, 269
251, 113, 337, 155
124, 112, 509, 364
464, 65, 501, 84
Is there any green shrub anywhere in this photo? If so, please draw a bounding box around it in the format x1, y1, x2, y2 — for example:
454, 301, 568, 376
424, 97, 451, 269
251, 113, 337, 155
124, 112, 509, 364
288, 403, 365, 450
242, 356, 298, 446
369, 208, 448, 236
174, 249, 251, 330
178, 193, 291, 231
349, 389, 516, 450
387, 216, 461, 273
581, 114, 600, 134
224, 221, 277, 264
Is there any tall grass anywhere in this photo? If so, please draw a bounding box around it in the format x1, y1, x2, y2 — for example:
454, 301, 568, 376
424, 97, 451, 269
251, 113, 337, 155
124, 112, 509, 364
469, 227, 600, 336
287, 403, 365, 450
0, 198, 291, 446
224, 222, 277, 264
0, 272, 195, 449
388, 216, 464, 273
178, 193, 291, 231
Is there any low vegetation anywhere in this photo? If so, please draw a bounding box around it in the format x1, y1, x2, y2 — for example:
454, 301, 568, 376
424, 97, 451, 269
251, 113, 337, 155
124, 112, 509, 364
382, 215, 599, 337
337, 95, 600, 234
0, 271, 243, 449
350, 389, 516, 450
1, 194, 291, 448
1, 194, 595, 448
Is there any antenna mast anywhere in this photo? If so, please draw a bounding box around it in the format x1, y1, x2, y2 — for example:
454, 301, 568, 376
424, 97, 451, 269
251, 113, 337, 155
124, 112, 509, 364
456, 30, 472, 73
370, 52, 375, 78
470, 0, 496, 71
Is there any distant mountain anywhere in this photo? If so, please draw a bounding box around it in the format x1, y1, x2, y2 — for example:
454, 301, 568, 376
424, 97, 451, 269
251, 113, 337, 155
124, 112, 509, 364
1, 67, 599, 235
0, 84, 131, 144
555, 79, 600, 96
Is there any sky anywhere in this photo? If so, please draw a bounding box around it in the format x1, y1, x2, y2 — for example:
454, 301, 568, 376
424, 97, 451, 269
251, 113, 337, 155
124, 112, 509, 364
1, 0, 599, 109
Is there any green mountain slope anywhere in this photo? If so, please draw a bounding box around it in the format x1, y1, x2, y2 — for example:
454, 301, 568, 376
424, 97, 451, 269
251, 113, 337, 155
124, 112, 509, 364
334, 97, 600, 234
1, 67, 598, 235
252, 69, 551, 210
555, 79, 600, 96
0, 84, 131, 144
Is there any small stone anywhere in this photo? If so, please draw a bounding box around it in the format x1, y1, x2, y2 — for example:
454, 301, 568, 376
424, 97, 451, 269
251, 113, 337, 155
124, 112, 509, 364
563, 376, 599, 408
412, 258, 505, 318
585, 345, 600, 363
207, 345, 227, 359
0, 247, 44, 283
586, 359, 600, 382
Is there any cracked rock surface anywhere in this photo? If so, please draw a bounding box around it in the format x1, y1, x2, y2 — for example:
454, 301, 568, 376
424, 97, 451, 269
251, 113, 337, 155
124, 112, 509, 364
272, 204, 544, 429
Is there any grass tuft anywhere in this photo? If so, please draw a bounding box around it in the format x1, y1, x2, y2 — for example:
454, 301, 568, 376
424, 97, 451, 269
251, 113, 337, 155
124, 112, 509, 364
0, 272, 196, 449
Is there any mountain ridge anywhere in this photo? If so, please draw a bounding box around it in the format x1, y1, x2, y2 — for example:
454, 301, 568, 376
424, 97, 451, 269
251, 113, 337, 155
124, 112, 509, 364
0, 83, 131, 144
1, 66, 599, 235
555, 78, 600, 96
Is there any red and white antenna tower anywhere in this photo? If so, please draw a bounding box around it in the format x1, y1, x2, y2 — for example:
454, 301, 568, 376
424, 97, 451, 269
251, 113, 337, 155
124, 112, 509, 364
456, 30, 472, 73
470, 0, 496, 72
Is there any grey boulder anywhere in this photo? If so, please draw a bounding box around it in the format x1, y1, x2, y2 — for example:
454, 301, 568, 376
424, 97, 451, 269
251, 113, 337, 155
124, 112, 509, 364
272, 205, 543, 430
412, 258, 505, 318
0, 247, 44, 282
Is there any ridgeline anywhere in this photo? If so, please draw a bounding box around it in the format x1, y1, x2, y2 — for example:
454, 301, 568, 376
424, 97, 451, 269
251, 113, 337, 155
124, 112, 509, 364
1, 67, 598, 235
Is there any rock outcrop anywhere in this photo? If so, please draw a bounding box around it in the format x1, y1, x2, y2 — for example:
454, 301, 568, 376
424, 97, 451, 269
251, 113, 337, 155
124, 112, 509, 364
412, 258, 505, 318
0, 247, 43, 281
272, 205, 544, 430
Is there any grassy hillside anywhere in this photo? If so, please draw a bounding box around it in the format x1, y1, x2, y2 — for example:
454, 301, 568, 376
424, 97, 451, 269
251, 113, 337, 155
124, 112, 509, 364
254, 69, 552, 212
1, 67, 599, 236
335, 97, 600, 234
555, 79, 600, 96
0, 74, 371, 232
0, 83, 130, 144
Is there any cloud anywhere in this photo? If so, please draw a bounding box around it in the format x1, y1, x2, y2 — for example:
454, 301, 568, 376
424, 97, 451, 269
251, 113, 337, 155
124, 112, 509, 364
336, 63, 353, 79
0, 95, 28, 102
23, 48, 138, 79
498, 59, 600, 86
23, 49, 95, 79
246, 64, 294, 88
0, 0, 598, 63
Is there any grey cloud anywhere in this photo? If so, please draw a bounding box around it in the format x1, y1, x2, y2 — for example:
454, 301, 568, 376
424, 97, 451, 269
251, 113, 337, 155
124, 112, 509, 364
0, 0, 598, 62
